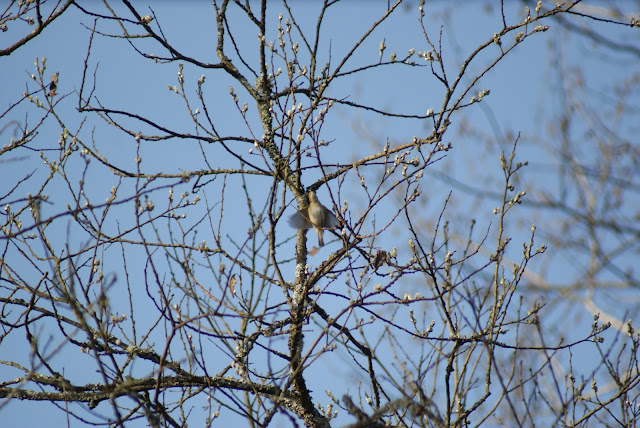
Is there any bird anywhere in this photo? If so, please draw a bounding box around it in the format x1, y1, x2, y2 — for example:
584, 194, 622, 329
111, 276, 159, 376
288, 190, 339, 247
49, 72, 59, 97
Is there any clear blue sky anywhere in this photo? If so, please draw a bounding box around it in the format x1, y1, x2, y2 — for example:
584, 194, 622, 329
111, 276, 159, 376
1, 1, 636, 426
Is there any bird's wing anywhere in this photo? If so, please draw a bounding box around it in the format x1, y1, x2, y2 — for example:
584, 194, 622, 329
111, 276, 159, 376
288, 211, 313, 229
324, 210, 340, 229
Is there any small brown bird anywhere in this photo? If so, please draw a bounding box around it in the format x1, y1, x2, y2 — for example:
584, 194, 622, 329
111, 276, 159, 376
288, 191, 339, 247
49, 72, 59, 97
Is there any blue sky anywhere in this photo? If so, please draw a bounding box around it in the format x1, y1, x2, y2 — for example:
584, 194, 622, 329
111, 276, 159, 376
1, 1, 638, 426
